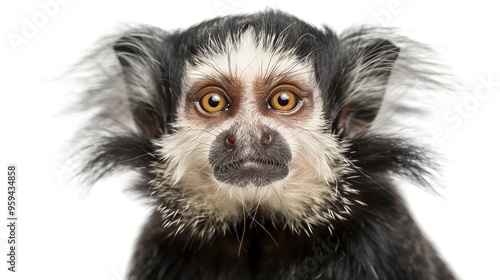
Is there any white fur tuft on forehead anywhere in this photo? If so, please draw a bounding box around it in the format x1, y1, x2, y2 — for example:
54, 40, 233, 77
183, 29, 316, 92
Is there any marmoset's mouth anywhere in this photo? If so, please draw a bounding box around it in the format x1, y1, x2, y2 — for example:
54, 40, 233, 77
212, 157, 290, 187
217, 157, 286, 172
208, 126, 292, 187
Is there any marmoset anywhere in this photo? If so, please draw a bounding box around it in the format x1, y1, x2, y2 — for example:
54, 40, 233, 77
73, 10, 455, 280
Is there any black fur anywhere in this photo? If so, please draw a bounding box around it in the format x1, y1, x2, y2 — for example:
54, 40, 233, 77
72, 10, 455, 280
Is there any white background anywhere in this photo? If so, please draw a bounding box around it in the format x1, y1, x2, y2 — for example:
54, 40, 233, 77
1, 0, 499, 279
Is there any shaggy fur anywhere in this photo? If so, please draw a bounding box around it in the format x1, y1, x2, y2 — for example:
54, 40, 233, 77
72, 10, 455, 280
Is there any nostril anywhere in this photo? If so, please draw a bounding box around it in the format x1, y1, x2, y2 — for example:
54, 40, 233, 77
261, 134, 272, 144
226, 135, 236, 146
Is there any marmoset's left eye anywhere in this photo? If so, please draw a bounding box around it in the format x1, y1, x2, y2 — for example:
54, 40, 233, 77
197, 87, 230, 114
268, 88, 301, 112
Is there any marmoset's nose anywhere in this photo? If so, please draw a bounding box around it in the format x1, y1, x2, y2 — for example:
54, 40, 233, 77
224, 132, 274, 148
209, 125, 292, 187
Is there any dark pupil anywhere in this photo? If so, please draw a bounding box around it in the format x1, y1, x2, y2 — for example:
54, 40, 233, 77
278, 93, 290, 106
208, 94, 221, 107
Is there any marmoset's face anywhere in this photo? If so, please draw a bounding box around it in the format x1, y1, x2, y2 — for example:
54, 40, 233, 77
76, 9, 413, 240
154, 30, 346, 230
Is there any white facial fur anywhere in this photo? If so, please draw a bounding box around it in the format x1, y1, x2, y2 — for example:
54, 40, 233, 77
153, 30, 355, 237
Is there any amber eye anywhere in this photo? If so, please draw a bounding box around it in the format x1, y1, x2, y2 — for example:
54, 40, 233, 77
268, 90, 300, 112
199, 92, 229, 113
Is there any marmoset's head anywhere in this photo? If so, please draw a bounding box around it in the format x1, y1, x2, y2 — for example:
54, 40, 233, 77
76, 10, 438, 240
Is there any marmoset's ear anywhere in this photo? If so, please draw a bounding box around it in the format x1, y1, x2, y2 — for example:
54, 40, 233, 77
113, 29, 169, 138
336, 39, 399, 138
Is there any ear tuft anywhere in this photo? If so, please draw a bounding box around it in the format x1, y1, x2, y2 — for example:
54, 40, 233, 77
113, 37, 141, 68
336, 38, 400, 138
112, 30, 168, 139
361, 39, 399, 77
